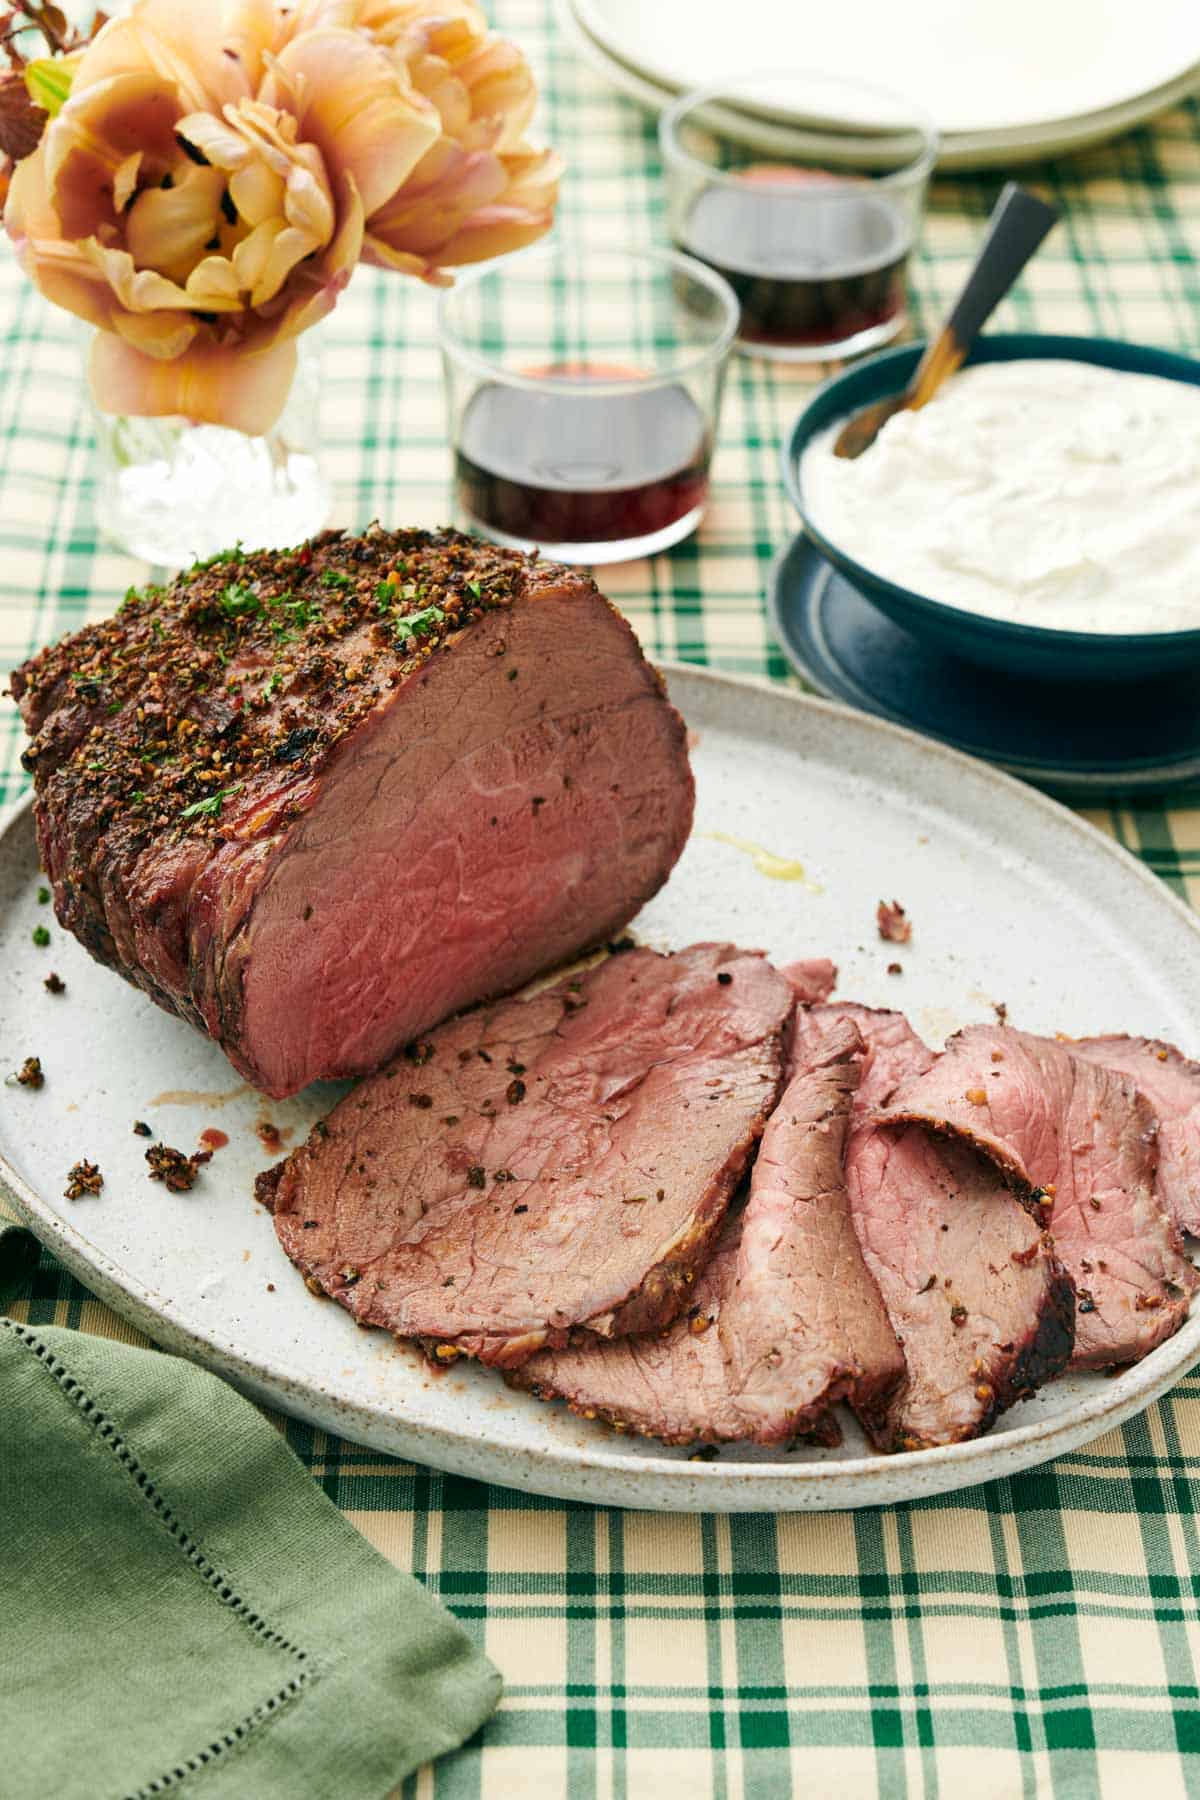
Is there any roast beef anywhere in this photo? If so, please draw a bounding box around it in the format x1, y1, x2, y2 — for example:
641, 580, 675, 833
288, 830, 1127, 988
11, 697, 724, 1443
262, 943, 793, 1366
879, 1025, 1198, 1367
780, 958, 838, 1005
512, 1215, 759, 1445
517, 1013, 899, 1444
825, 1006, 1074, 1450
10, 527, 694, 1098
719, 1011, 903, 1438
1070, 1035, 1200, 1235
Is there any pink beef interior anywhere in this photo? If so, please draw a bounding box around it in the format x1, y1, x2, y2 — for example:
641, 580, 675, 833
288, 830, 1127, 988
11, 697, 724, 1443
269, 944, 791, 1365
234, 587, 692, 1095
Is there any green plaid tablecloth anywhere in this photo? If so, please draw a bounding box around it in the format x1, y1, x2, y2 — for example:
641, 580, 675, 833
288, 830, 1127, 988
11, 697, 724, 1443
4, 7, 1200, 1794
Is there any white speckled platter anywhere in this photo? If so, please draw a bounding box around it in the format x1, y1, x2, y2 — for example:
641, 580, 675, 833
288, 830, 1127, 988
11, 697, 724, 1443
3, 667, 1200, 1511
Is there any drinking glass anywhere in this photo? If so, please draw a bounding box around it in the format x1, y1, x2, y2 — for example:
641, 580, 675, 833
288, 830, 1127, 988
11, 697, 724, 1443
438, 241, 738, 563
660, 72, 937, 363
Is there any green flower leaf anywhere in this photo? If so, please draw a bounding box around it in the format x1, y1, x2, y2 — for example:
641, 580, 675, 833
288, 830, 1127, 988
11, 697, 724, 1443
25, 56, 74, 118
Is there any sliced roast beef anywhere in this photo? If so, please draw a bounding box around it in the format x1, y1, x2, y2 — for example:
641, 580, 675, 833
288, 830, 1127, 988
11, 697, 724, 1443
1071, 1035, 1200, 1235
263, 944, 792, 1367
823, 1006, 1074, 1450
719, 1012, 903, 1438
10, 527, 694, 1097
512, 1217, 757, 1445
781, 958, 838, 1005
517, 1013, 899, 1444
879, 1025, 1197, 1368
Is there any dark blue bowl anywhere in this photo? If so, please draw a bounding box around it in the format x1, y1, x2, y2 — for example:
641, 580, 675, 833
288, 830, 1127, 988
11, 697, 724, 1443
782, 333, 1200, 683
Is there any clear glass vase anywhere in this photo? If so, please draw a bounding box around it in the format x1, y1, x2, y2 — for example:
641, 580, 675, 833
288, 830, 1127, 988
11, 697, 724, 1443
90, 335, 332, 568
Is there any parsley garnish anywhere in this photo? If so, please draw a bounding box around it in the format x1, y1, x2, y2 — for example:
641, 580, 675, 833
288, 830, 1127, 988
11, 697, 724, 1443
219, 582, 260, 619
395, 605, 445, 646
32, 924, 50, 947
37, 886, 50, 904
192, 543, 244, 571
321, 569, 351, 589
265, 672, 282, 697
180, 784, 242, 821
467, 579, 482, 599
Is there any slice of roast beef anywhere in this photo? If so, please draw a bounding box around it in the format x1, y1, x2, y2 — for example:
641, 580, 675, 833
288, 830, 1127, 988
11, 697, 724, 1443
878, 1025, 1197, 1368
10, 527, 694, 1098
263, 944, 792, 1367
780, 958, 838, 1005
822, 1006, 1074, 1450
718, 1011, 903, 1438
516, 1013, 898, 1445
512, 1216, 757, 1445
1070, 1035, 1200, 1235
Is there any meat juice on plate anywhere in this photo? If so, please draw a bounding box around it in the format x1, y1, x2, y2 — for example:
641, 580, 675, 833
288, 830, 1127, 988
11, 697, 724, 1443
453, 363, 711, 550
677, 168, 910, 351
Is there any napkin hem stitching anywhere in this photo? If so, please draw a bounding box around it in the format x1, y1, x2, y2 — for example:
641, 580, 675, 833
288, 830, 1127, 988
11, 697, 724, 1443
2, 1319, 319, 1799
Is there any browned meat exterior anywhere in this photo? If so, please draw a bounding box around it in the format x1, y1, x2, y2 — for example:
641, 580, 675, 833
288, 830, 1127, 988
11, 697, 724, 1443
879, 1025, 1198, 1368
516, 1013, 891, 1445
264, 944, 792, 1367
719, 1012, 901, 1438
1071, 1035, 1200, 1235
512, 1217, 756, 1445
10, 527, 694, 1098
824, 1006, 1074, 1450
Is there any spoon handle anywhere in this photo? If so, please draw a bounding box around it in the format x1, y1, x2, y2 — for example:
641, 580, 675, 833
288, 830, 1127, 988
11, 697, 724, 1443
943, 182, 1060, 351
907, 183, 1059, 411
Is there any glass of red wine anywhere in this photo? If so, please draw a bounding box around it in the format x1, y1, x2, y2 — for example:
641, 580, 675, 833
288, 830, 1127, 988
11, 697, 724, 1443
661, 72, 937, 363
438, 242, 738, 564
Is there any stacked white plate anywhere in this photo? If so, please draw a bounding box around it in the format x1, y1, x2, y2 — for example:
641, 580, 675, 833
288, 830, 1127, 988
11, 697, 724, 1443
561, 0, 1200, 170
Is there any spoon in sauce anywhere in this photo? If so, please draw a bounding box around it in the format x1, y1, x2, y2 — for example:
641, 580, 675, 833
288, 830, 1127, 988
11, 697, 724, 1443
833, 182, 1059, 460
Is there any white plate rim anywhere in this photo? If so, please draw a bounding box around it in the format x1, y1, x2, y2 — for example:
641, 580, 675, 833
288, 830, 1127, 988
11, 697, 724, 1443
570, 0, 1200, 140
4, 663, 1200, 1510
560, 0, 1200, 172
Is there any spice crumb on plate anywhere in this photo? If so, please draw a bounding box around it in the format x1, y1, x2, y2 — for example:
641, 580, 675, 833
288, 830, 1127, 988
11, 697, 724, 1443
43, 971, 65, 994
877, 900, 912, 944
64, 1159, 103, 1200
10, 1055, 44, 1088
145, 1143, 211, 1192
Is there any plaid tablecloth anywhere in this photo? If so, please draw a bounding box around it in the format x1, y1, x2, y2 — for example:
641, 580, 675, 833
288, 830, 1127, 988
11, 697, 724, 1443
4, 7, 1200, 1795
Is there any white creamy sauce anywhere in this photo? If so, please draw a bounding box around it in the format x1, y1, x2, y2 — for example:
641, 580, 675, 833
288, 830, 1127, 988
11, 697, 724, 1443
801, 359, 1200, 634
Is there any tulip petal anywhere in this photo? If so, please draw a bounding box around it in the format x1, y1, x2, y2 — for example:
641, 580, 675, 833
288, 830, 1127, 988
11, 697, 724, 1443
77, 0, 252, 117
125, 161, 226, 279
112, 307, 199, 359
453, 39, 536, 148
83, 237, 243, 312
428, 200, 556, 269
90, 328, 299, 434
112, 150, 142, 213
174, 109, 254, 173
10, 235, 122, 330
228, 157, 285, 227
264, 27, 439, 217
46, 69, 182, 238
257, 170, 362, 345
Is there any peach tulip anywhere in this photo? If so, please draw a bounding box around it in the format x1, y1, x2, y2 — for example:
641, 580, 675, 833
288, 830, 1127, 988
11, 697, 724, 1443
3, 0, 558, 432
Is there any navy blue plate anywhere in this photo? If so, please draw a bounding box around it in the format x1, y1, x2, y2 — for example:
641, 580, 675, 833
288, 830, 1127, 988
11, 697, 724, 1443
782, 332, 1200, 683
769, 534, 1200, 798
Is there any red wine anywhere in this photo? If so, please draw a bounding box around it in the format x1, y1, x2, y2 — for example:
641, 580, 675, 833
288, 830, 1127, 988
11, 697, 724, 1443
454, 370, 711, 549
678, 169, 910, 350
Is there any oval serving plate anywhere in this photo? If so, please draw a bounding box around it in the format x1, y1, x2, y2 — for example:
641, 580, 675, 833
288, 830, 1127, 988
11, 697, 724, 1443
3, 665, 1199, 1512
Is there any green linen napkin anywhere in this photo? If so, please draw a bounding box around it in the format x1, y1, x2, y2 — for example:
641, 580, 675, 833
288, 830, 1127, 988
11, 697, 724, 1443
0, 1221, 501, 1800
